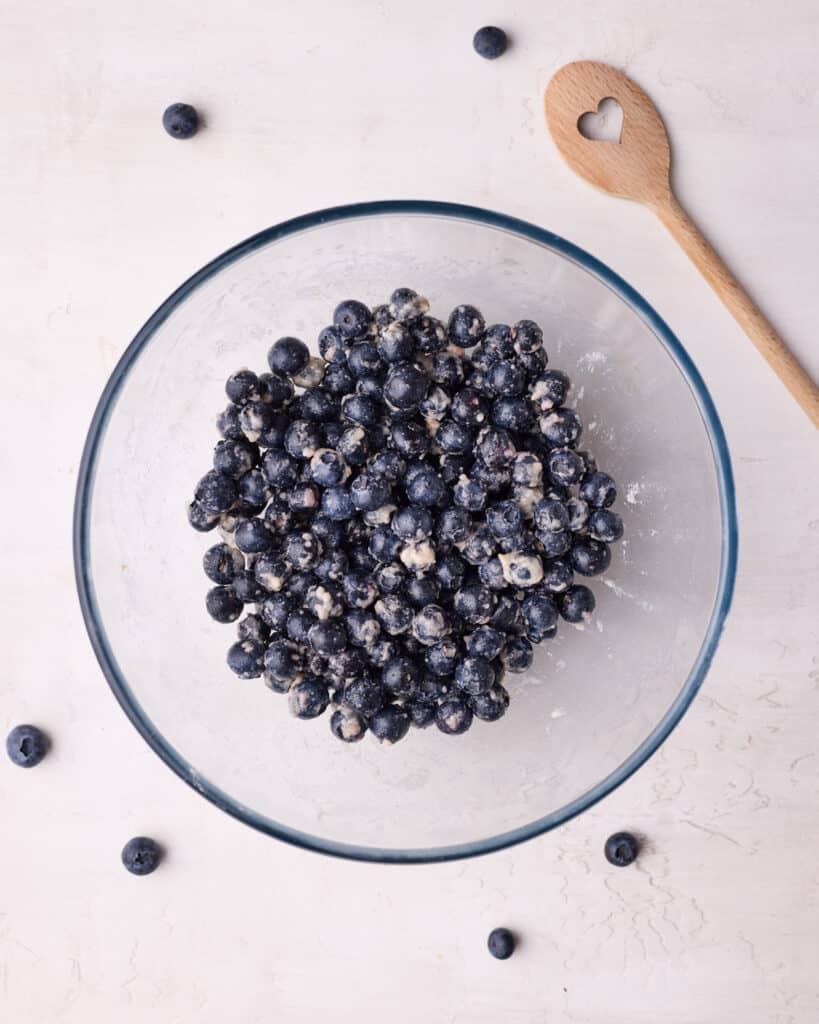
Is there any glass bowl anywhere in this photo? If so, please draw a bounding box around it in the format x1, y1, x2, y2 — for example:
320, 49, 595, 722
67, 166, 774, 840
74, 201, 737, 863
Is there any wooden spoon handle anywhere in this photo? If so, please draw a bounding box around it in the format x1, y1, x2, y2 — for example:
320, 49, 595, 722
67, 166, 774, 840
653, 192, 819, 429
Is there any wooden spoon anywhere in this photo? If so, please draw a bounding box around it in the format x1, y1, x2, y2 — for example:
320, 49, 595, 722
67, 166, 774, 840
544, 60, 819, 430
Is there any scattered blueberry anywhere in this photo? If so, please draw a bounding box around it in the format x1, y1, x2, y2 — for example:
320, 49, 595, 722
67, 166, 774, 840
604, 831, 640, 867
121, 836, 162, 875
6, 724, 49, 767
487, 926, 516, 959
162, 102, 199, 140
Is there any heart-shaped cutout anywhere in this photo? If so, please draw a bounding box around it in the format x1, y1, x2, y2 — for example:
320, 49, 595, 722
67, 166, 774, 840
577, 97, 623, 144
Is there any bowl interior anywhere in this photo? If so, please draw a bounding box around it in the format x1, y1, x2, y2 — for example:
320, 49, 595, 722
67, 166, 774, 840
76, 204, 735, 861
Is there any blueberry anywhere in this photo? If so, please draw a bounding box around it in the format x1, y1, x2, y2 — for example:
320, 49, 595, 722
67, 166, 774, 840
453, 585, 496, 625
334, 299, 373, 340
203, 543, 244, 584
490, 594, 524, 633
466, 626, 505, 661
342, 570, 378, 608
6, 724, 48, 767
531, 370, 570, 412
344, 675, 387, 717
194, 470, 237, 514
448, 304, 485, 345
282, 608, 313, 645
374, 594, 413, 635
547, 448, 583, 487
588, 508, 624, 543
263, 639, 304, 685
477, 429, 516, 470
604, 831, 640, 867
436, 551, 467, 591
369, 450, 405, 482
453, 476, 487, 512
377, 321, 415, 363
237, 469, 270, 512
284, 420, 322, 461
471, 461, 512, 494
486, 500, 523, 538
534, 498, 569, 533
541, 559, 574, 593
559, 584, 596, 623
322, 363, 356, 395
436, 420, 473, 454
408, 699, 437, 729
213, 437, 257, 478
300, 388, 340, 422
326, 648, 368, 686
205, 586, 243, 623
570, 538, 611, 576
347, 341, 383, 378
370, 704, 411, 745
226, 638, 265, 678
512, 452, 543, 488
462, 526, 498, 566
487, 360, 525, 397
258, 593, 294, 632
374, 562, 407, 594
478, 556, 506, 591
412, 605, 450, 645
511, 318, 543, 353
286, 571, 319, 603
537, 530, 572, 559
350, 473, 390, 512
321, 486, 355, 521
341, 609, 379, 648
338, 426, 369, 465
314, 550, 349, 584
381, 655, 422, 696
391, 417, 430, 457
225, 368, 260, 405
436, 696, 473, 735
239, 401, 278, 444
410, 316, 447, 354
341, 393, 380, 428
232, 570, 267, 603
540, 408, 582, 447
404, 575, 441, 608
283, 532, 322, 570
431, 352, 466, 389
268, 336, 309, 376
261, 449, 299, 489
306, 620, 346, 655
471, 684, 510, 722
392, 505, 433, 541
384, 362, 429, 411
425, 639, 460, 677
234, 519, 275, 554
405, 468, 447, 508
579, 472, 617, 508
327, 706, 366, 743
439, 453, 470, 486
492, 397, 533, 431
451, 387, 489, 427
258, 370, 294, 408
237, 613, 271, 644
454, 656, 495, 695
288, 678, 330, 719
121, 836, 162, 876
217, 403, 244, 440
503, 635, 534, 673
305, 583, 344, 620
435, 508, 469, 546
367, 525, 402, 564
521, 592, 558, 637
487, 927, 515, 960
389, 288, 429, 322
483, 323, 515, 359
419, 385, 451, 423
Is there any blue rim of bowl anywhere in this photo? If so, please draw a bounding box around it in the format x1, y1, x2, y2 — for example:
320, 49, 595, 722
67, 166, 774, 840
74, 199, 738, 864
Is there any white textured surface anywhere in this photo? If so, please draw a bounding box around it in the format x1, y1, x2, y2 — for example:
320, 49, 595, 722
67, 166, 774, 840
1, 1, 818, 1020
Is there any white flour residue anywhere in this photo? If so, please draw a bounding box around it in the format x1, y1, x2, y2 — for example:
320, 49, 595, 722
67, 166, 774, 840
550, 707, 567, 719
625, 482, 644, 504
577, 351, 608, 372
602, 577, 655, 613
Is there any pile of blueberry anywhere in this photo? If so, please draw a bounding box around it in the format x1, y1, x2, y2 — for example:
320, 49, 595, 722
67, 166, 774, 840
188, 289, 623, 745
